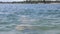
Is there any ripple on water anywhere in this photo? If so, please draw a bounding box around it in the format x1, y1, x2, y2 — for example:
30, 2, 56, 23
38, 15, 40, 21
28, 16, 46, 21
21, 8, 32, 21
0, 4, 60, 34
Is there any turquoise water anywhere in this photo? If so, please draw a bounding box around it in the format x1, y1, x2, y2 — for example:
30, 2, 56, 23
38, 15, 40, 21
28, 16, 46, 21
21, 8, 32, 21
0, 4, 60, 34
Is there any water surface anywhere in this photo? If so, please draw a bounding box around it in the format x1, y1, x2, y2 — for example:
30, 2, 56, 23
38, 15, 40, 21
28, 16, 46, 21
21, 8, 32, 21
0, 4, 60, 34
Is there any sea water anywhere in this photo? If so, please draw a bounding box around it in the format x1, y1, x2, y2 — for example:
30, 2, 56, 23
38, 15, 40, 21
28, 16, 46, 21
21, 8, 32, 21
0, 4, 60, 34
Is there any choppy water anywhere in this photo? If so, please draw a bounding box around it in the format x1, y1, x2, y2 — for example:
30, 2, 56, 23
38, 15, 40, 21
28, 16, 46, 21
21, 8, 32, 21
0, 4, 60, 34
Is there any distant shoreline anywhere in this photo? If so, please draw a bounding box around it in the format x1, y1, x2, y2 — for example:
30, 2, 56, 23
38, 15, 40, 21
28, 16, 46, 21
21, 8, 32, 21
0, 1, 60, 4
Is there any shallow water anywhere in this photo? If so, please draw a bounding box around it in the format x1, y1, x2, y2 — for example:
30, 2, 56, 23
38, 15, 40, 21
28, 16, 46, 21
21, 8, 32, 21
0, 4, 60, 34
